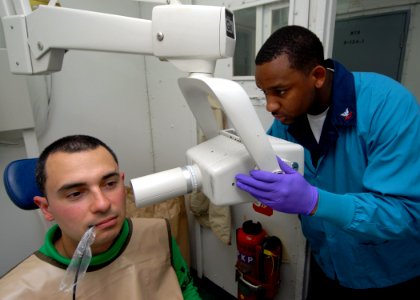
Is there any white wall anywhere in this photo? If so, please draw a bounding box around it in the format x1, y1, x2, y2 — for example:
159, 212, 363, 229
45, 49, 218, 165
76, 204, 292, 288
138, 1, 197, 173
42, 0, 151, 181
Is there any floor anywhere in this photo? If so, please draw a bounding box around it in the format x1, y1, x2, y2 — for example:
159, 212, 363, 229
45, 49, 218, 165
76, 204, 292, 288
191, 269, 237, 300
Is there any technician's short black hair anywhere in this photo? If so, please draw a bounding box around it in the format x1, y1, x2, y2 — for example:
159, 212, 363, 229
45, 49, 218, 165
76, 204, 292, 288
255, 25, 324, 74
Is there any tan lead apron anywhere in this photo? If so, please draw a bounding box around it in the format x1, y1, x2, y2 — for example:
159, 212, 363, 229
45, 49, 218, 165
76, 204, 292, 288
0, 218, 183, 300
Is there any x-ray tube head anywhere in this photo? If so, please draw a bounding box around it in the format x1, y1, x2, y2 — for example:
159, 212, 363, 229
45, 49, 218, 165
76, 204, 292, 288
130, 164, 202, 208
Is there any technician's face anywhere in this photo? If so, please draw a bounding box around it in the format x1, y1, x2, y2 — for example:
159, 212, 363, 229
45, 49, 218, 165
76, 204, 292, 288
37, 146, 126, 255
255, 54, 318, 125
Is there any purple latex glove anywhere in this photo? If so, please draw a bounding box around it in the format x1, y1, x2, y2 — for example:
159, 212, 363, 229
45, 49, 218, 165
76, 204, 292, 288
235, 157, 318, 215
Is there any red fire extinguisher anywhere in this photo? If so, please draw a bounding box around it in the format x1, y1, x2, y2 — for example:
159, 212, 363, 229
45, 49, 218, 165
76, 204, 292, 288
236, 220, 282, 300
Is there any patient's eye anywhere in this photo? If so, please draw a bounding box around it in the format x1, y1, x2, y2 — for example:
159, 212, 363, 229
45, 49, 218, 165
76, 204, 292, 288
104, 180, 118, 189
102, 175, 120, 190
66, 190, 84, 200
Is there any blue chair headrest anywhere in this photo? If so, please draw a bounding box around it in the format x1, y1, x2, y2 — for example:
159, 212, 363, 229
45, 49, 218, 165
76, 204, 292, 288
3, 158, 41, 210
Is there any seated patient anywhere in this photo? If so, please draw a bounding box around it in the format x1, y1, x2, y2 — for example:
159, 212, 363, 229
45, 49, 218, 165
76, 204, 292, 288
0, 134, 201, 300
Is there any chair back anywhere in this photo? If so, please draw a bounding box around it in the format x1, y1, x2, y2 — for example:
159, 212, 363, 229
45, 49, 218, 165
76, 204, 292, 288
3, 158, 41, 210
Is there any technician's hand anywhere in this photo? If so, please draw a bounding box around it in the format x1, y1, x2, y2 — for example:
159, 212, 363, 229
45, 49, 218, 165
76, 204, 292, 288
235, 157, 318, 215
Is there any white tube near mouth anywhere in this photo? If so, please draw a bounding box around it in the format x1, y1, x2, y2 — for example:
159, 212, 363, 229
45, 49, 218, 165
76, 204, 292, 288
130, 164, 202, 208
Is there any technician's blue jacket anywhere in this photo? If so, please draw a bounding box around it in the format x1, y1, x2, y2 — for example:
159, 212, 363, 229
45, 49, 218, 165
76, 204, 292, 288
267, 60, 420, 289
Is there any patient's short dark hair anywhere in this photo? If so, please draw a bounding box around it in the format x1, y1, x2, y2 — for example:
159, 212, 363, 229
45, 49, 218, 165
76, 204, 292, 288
35, 135, 118, 195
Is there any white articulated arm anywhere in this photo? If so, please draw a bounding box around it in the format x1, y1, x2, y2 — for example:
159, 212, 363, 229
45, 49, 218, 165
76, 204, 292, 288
179, 74, 281, 173
1, 1, 235, 74
2, 4, 154, 74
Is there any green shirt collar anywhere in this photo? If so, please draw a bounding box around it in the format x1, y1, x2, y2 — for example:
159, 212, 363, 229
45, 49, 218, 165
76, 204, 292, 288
39, 218, 130, 267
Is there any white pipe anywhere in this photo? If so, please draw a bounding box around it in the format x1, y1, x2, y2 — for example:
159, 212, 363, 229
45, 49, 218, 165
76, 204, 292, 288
131, 164, 201, 208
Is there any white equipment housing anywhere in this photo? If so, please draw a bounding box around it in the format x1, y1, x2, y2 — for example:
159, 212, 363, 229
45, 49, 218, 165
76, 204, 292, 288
132, 74, 304, 207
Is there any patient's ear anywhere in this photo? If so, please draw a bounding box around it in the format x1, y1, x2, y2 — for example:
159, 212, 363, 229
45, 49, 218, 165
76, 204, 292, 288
34, 196, 54, 222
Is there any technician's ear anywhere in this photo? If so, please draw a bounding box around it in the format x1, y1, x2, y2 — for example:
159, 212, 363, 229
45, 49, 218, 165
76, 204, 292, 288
34, 196, 55, 222
311, 65, 327, 88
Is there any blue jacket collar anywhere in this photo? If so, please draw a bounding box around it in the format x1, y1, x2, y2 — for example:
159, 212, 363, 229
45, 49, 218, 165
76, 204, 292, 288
287, 59, 356, 166
328, 59, 357, 127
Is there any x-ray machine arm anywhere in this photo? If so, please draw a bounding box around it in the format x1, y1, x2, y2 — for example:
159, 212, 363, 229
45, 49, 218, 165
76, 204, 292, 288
1, 0, 302, 207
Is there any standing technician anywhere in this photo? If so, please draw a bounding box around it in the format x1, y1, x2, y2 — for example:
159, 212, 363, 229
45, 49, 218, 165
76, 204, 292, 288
235, 25, 420, 299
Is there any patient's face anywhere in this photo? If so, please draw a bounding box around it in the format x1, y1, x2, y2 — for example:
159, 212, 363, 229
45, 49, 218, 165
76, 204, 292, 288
42, 146, 126, 255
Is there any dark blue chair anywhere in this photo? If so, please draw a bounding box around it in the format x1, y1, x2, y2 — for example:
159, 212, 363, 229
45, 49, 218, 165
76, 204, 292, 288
3, 158, 41, 210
